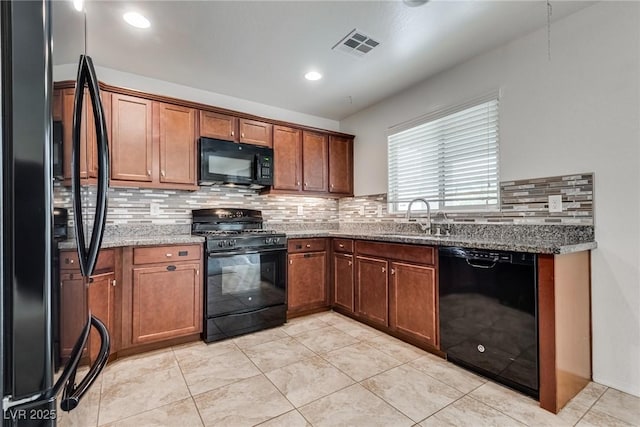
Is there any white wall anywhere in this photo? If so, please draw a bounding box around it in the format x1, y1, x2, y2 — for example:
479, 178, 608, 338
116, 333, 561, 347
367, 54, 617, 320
341, 2, 640, 396
53, 64, 340, 132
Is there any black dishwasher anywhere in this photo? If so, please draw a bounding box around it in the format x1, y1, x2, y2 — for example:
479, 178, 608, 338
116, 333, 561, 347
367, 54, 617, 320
439, 247, 538, 398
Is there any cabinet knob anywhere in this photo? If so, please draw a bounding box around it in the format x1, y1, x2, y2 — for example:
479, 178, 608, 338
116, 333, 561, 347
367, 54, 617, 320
147, 170, 151, 176
296, 181, 300, 186
348, 261, 352, 266
331, 184, 334, 189
111, 279, 117, 287
382, 267, 386, 273
391, 269, 395, 275
231, 131, 235, 137
339, 244, 344, 248
241, 132, 245, 138
305, 182, 309, 187
161, 170, 166, 177
166, 253, 173, 257
305, 244, 311, 248
289, 259, 293, 265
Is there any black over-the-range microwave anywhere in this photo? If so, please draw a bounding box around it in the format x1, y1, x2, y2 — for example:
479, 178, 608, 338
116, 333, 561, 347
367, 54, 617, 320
198, 137, 274, 187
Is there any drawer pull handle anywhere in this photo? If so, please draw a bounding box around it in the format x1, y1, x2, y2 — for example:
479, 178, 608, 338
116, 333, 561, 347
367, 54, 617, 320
167, 265, 176, 271
305, 244, 311, 248
339, 244, 344, 248
166, 253, 173, 257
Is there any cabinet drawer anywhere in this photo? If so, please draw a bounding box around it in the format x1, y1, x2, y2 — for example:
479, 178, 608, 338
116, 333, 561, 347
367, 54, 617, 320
333, 239, 354, 253
60, 248, 115, 271
133, 244, 201, 265
288, 238, 327, 254
355, 241, 435, 265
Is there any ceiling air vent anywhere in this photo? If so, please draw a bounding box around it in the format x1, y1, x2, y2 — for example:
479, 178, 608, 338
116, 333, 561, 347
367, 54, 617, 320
332, 28, 380, 58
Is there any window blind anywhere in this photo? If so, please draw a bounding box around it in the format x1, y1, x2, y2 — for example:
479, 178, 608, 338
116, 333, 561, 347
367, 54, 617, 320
388, 97, 499, 212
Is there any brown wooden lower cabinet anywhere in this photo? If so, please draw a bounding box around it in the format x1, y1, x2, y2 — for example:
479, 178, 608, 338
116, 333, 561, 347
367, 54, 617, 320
130, 262, 202, 345
389, 261, 437, 347
333, 253, 354, 312
59, 271, 87, 360
59, 249, 116, 362
355, 256, 389, 327
87, 272, 116, 362
287, 238, 329, 317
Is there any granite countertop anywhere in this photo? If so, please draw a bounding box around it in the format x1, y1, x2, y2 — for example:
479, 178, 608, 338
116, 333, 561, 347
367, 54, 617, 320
56, 224, 596, 254
57, 234, 205, 250
283, 230, 597, 255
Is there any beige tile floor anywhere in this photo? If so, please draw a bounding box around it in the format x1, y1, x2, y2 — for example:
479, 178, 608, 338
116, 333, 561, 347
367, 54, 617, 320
58, 311, 640, 427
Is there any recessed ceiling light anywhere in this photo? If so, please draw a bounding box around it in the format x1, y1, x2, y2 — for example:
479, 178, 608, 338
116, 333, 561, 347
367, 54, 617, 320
305, 71, 322, 81
123, 11, 150, 29
72, 0, 84, 12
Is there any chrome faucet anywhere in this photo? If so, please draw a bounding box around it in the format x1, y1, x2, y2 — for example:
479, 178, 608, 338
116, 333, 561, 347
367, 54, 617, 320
406, 198, 431, 234
433, 210, 451, 236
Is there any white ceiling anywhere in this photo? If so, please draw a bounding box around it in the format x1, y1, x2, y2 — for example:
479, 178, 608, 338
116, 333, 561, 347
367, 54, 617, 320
52, 1, 594, 121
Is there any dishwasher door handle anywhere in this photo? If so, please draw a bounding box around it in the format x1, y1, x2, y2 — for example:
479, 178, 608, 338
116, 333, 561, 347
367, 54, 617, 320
465, 258, 498, 269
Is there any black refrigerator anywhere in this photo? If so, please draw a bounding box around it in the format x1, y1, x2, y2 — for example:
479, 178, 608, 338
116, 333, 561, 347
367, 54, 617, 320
1, 1, 110, 425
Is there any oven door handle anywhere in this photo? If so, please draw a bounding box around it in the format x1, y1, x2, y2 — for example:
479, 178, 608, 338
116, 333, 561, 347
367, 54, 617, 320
208, 247, 286, 257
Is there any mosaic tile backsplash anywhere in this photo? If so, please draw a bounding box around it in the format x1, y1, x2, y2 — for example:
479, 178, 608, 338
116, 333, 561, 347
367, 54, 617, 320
339, 173, 594, 225
53, 172, 594, 234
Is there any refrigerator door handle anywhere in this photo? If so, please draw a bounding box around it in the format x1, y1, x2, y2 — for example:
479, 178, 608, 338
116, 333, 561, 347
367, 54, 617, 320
60, 315, 110, 411
71, 54, 109, 278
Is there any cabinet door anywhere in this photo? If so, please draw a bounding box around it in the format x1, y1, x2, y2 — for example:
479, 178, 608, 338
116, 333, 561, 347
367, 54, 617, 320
87, 272, 115, 361
302, 131, 328, 192
200, 110, 238, 141
389, 262, 437, 347
239, 118, 273, 148
59, 272, 87, 360
157, 103, 197, 186
333, 253, 354, 312
273, 125, 302, 191
61, 88, 89, 180
111, 94, 153, 182
329, 135, 353, 195
131, 263, 202, 344
288, 252, 327, 312
356, 256, 388, 326
86, 91, 112, 178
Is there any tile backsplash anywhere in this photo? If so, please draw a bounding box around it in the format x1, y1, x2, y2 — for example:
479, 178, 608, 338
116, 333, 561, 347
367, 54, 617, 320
339, 173, 594, 225
53, 183, 339, 229
54, 172, 594, 231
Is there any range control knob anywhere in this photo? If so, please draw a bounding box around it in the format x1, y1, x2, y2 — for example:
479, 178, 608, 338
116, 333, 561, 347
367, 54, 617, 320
265, 237, 273, 244
273, 237, 280, 244
227, 240, 235, 247
218, 240, 225, 247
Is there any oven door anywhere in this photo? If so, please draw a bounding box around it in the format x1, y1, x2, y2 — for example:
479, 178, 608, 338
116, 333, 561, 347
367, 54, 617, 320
206, 247, 286, 317
204, 247, 287, 342
199, 137, 257, 185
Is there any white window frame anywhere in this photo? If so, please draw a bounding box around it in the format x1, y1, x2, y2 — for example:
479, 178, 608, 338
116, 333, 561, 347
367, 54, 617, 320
387, 92, 500, 213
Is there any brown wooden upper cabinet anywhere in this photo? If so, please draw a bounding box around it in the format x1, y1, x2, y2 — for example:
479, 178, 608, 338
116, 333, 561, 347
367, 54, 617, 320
111, 94, 197, 190
59, 88, 111, 183
111, 94, 153, 183
156, 103, 197, 186
272, 125, 302, 191
329, 135, 353, 195
302, 130, 328, 192
199, 110, 238, 141
239, 118, 273, 148
199, 111, 273, 148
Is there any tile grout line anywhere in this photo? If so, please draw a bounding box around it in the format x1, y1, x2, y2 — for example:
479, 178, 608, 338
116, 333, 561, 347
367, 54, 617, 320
571, 386, 612, 427
170, 345, 207, 427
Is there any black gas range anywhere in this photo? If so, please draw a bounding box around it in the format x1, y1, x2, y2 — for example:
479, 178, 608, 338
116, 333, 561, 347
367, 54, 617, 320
192, 208, 287, 342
